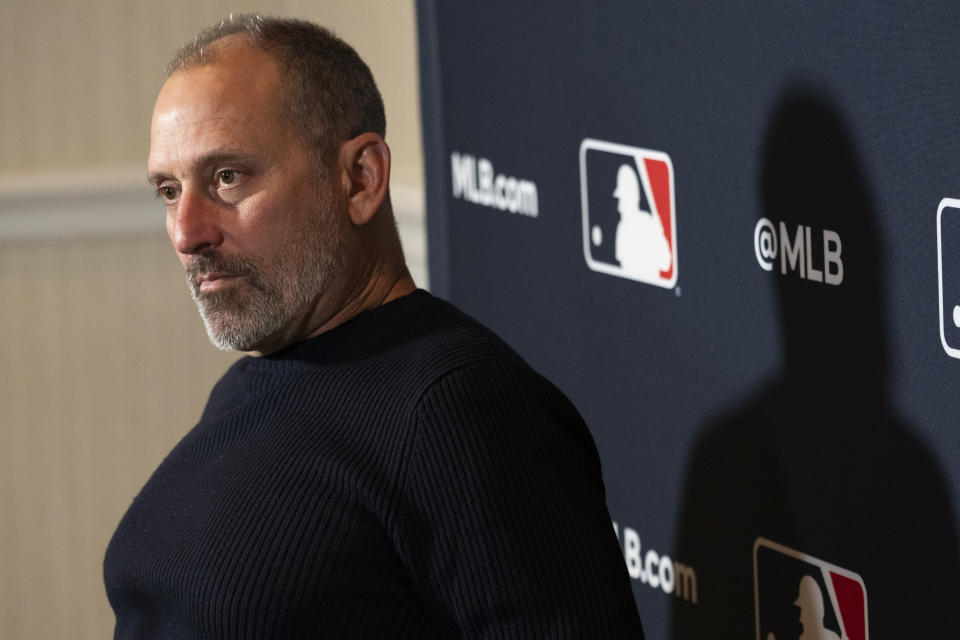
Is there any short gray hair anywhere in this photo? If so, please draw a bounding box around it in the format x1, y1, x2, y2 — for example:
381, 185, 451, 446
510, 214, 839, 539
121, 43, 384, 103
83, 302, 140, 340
166, 14, 386, 164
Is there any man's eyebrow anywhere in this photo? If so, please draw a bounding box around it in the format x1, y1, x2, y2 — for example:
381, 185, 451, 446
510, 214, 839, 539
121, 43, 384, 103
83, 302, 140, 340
147, 172, 168, 187
147, 151, 266, 185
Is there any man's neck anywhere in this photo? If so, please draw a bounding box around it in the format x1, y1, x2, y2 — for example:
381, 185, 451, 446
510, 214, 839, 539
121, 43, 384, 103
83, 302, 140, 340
245, 268, 417, 358
309, 269, 417, 338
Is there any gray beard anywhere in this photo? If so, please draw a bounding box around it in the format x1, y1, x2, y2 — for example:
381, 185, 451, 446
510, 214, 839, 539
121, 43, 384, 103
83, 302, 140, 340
186, 214, 342, 353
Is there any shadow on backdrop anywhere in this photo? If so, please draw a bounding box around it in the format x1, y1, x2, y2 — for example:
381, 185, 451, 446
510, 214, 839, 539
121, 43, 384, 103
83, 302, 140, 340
670, 88, 959, 638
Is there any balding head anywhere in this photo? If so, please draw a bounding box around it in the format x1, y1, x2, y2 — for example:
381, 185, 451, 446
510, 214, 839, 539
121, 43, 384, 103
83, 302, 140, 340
165, 14, 386, 167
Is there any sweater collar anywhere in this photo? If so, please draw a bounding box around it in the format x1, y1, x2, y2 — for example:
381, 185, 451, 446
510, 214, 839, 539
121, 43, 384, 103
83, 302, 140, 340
248, 289, 436, 369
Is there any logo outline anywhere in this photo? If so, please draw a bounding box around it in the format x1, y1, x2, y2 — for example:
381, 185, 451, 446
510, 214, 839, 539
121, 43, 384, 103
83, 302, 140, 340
937, 198, 960, 358
579, 138, 678, 289
753, 537, 869, 640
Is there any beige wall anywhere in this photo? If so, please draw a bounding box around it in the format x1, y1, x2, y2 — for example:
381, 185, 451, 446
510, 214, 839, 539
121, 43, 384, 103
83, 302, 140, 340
0, 2, 423, 638
0, 236, 239, 639
0, 0, 423, 188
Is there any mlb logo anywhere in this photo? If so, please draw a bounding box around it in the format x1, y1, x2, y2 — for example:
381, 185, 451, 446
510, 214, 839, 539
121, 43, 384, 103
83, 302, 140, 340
578, 139, 677, 288
754, 538, 868, 640
937, 198, 960, 358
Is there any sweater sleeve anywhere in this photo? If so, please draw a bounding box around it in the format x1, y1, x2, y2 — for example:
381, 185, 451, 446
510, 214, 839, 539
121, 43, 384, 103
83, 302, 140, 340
390, 357, 645, 639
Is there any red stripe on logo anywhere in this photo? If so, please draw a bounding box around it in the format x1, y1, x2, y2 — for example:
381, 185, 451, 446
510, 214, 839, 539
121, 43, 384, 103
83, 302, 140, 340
644, 157, 673, 280
830, 571, 866, 640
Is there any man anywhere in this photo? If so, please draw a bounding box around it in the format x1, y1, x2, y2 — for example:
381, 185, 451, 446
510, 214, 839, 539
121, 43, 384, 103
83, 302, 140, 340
104, 14, 644, 639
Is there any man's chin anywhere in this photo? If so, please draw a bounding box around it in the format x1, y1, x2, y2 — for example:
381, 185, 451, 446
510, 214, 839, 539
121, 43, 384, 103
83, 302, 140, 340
198, 304, 290, 353
203, 320, 266, 352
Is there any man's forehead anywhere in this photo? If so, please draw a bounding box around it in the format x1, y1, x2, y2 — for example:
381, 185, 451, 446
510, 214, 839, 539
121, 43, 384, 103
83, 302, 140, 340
148, 43, 294, 175
152, 45, 286, 133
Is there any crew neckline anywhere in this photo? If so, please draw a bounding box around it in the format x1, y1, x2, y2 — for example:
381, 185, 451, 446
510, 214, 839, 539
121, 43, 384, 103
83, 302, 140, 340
249, 288, 436, 368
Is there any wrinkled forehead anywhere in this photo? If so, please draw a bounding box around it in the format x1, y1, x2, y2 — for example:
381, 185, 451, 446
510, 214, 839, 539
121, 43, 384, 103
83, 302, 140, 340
148, 49, 300, 172
152, 40, 287, 133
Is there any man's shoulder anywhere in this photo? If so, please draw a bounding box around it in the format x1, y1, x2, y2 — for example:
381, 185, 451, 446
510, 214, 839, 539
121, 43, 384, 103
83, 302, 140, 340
373, 290, 533, 392
392, 294, 592, 446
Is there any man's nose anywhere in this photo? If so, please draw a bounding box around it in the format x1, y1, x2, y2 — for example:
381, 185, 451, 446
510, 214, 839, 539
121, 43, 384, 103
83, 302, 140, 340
169, 190, 224, 255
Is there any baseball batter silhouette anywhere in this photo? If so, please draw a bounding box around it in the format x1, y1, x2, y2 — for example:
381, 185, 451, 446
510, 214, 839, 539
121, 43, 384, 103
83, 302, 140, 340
613, 163, 671, 279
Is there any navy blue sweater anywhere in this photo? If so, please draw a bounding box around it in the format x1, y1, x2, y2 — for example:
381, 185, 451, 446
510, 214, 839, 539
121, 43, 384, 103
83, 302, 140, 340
104, 290, 644, 639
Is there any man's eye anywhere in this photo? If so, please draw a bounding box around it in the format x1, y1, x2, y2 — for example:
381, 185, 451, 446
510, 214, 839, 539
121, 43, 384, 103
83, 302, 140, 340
218, 170, 237, 185
156, 186, 177, 201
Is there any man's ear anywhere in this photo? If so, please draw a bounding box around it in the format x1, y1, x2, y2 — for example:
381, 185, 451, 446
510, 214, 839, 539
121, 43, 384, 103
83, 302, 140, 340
338, 132, 391, 226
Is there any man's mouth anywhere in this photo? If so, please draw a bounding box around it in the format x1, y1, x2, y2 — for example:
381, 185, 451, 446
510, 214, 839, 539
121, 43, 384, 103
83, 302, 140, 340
196, 272, 244, 293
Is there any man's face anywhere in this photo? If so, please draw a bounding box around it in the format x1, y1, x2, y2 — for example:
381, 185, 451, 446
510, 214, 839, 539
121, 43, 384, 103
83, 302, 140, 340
148, 41, 345, 354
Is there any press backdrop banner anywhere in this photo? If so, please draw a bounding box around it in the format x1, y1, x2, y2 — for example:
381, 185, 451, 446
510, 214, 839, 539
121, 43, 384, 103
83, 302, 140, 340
418, 2, 960, 637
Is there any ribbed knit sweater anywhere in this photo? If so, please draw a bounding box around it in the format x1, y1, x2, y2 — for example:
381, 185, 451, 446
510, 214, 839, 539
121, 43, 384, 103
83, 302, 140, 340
104, 290, 644, 639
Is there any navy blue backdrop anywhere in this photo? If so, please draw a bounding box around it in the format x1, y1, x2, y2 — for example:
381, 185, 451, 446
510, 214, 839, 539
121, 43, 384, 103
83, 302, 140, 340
417, 2, 960, 637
